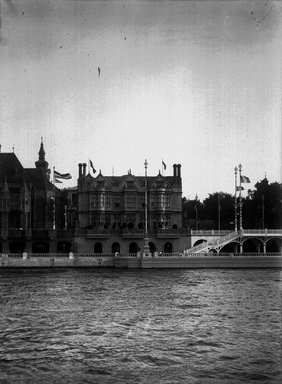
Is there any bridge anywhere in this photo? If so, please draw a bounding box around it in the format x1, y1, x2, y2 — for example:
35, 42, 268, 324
186, 229, 282, 254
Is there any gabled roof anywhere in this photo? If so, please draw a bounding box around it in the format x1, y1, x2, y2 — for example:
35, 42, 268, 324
0, 153, 25, 184
83, 173, 180, 190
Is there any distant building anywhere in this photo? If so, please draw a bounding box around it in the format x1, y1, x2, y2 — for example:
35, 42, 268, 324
0, 141, 71, 253
74, 163, 191, 253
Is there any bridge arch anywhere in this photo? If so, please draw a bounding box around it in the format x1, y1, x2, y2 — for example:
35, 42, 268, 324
193, 239, 207, 247
219, 240, 240, 254
265, 238, 280, 252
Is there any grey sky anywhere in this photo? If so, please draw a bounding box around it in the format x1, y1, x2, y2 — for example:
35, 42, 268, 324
0, 0, 281, 199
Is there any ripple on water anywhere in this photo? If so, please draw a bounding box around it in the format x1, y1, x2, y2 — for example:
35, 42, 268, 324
0, 269, 281, 384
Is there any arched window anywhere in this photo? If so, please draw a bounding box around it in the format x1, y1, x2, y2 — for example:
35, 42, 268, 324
149, 242, 156, 253
9, 241, 25, 254
164, 242, 172, 253
129, 242, 138, 253
94, 242, 103, 253
32, 241, 49, 253
112, 242, 120, 253
57, 241, 71, 253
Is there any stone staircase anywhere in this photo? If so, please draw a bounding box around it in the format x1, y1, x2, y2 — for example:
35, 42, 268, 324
184, 231, 240, 254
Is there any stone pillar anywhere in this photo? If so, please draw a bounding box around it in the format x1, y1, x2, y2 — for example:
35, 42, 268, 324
240, 242, 243, 254
263, 242, 266, 254
69, 252, 74, 259
256, 243, 261, 254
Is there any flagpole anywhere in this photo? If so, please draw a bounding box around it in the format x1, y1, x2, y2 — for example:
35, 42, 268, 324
53, 167, 56, 230
143, 159, 150, 254
218, 193, 221, 233
238, 163, 242, 231
161, 159, 163, 176
234, 166, 238, 233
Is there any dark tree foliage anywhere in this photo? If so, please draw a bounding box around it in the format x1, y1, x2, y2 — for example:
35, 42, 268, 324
243, 178, 282, 229
182, 178, 282, 229
202, 192, 234, 230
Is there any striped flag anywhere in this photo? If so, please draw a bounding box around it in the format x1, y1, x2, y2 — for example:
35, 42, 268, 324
236, 186, 244, 191
162, 160, 167, 170
240, 175, 251, 183
54, 170, 72, 180
54, 178, 62, 183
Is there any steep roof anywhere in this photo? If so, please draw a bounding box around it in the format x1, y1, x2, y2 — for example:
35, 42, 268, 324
85, 173, 181, 189
0, 153, 25, 184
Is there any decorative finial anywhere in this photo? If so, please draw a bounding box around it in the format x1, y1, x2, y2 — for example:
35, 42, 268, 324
12, 145, 15, 153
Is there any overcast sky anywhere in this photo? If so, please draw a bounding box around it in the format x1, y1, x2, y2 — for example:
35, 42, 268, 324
0, 0, 281, 200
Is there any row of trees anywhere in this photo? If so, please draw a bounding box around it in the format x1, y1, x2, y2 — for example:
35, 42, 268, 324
182, 178, 282, 230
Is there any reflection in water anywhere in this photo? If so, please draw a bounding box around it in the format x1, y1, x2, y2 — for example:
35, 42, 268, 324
0, 269, 281, 383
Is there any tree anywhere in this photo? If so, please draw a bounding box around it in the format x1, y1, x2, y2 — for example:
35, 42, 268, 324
202, 192, 234, 230
244, 178, 282, 228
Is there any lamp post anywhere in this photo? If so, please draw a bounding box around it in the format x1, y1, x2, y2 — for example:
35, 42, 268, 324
194, 204, 198, 231
262, 194, 265, 229
234, 166, 238, 233
238, 163, 243, 231
143, 159, 150, 254
218, 193, 221, 233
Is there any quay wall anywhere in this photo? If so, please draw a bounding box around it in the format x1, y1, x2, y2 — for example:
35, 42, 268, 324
0, 254, 115, 268
1, 253, 282, 269
140, 255, 282, 269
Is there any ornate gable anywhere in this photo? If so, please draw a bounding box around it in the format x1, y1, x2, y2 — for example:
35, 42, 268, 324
119, 174, 141, 191
149, 173, 171, 189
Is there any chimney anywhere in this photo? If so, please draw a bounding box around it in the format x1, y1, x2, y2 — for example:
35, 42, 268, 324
177, 164, 181, 178
82, 163, 87, 177
78, 163, 82, 178
173, 164, 177, 177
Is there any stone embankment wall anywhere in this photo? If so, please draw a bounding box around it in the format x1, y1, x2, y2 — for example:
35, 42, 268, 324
1, 253, 282, 269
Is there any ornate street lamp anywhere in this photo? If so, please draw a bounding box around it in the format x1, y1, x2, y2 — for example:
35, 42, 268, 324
143, 159, 150, 254
238, 163, 243, 231
234, 166, 238, 233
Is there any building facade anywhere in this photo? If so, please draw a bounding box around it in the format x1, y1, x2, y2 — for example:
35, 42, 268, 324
74, 163, 191, 253
0, 141, 72, 253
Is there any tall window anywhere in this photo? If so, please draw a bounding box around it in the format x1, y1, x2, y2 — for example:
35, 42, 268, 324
114, 195, 121, 208
105, 195, 111, 208
126, 194, 136, 209
150, 194, 158, 208
164, 195, 170, 208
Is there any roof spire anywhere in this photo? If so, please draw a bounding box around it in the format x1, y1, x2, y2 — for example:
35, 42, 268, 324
35, 138, 50, 179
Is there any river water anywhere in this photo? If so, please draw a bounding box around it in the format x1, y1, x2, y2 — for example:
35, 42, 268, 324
0, 268, 281, 384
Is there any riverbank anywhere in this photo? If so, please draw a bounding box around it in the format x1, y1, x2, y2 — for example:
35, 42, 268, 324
1, 253, 282, 269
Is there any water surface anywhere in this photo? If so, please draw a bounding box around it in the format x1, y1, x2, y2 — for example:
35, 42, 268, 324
0, 269, 281, 383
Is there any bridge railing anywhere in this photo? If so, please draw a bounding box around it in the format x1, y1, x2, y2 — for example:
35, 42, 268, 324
211, 231, 239, 246
191, 230, 230, 236
242, 229, 282, 235
184, 241, 208, 254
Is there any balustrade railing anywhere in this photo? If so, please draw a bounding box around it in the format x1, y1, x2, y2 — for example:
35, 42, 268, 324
1, 252, 282, 259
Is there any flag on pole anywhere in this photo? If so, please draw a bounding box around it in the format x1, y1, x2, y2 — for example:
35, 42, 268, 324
54, 170, 72, 180
236, 186, 244, 191
162, 160, 167, 170
90, 160, 96, 174
240, 175, 251, 183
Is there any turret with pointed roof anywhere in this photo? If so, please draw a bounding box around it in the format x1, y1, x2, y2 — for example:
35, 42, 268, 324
35, 138, 50, 179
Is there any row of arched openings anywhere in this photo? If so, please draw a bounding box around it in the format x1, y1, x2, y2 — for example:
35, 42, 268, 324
94, 242, 173, 254
193, 238, 281, 253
